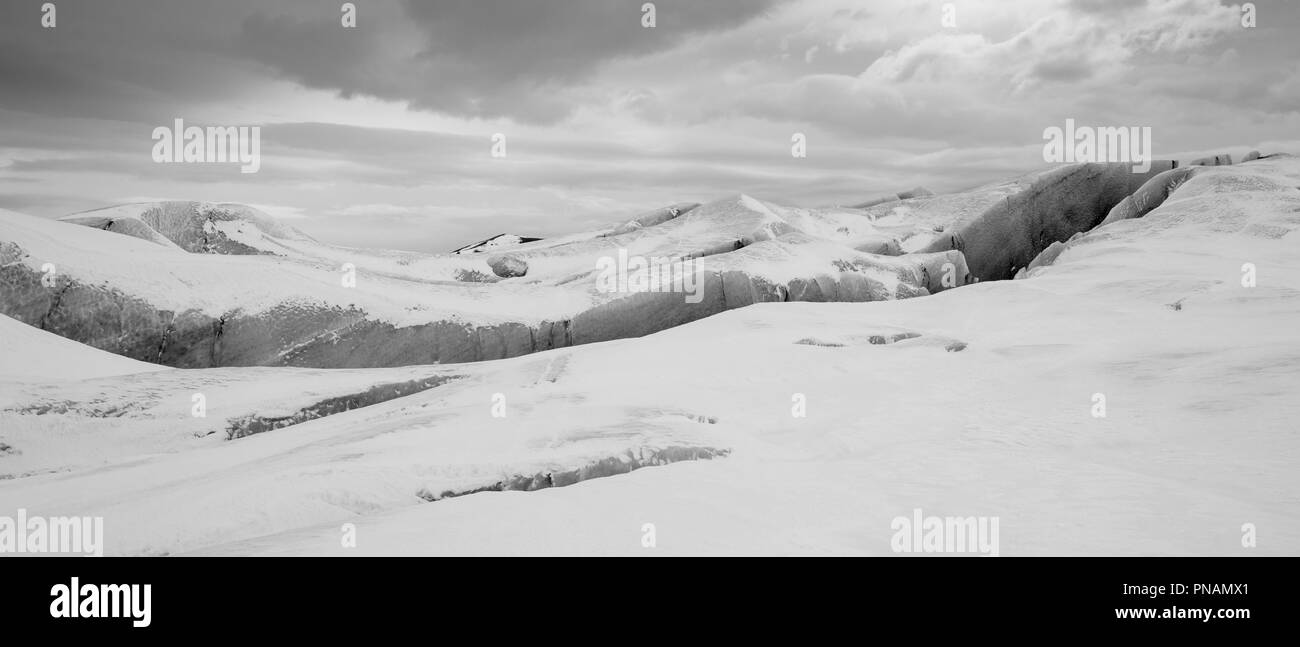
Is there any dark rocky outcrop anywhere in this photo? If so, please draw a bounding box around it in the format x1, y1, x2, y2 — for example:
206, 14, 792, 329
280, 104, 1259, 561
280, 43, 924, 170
450, 233, 544, 255
921, 161, 1177, 281
486, 255, 528, 278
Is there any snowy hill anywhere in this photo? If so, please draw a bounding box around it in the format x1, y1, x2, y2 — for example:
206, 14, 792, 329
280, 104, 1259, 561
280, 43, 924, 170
0, 154, 1296, 555
61, 201, 315, 255
5, 192, 977, 368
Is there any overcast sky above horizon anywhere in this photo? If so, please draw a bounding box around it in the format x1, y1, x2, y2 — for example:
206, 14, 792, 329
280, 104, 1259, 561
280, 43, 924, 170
2, 0, 1298, 252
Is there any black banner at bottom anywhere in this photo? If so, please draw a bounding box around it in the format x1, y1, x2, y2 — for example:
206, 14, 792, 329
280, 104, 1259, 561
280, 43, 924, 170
0, 557, 1287, 636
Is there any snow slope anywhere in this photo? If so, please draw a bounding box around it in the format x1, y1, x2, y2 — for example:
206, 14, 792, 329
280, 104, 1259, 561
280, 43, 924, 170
1, 155, 1296, 555
0, 314, 168, 381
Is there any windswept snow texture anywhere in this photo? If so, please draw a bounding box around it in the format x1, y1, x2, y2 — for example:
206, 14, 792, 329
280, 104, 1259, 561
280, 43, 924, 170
1, 156, 1297, 555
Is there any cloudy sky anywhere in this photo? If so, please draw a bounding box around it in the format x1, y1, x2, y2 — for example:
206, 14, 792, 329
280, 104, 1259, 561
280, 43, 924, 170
1, 0, 1297, 252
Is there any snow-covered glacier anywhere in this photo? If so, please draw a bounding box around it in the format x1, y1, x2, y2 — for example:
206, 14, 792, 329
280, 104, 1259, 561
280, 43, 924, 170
1, 155, 1298, 555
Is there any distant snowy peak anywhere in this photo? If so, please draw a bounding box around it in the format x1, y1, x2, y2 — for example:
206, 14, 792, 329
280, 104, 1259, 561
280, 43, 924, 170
60, 201, 314, 256
450, 233, 543, 255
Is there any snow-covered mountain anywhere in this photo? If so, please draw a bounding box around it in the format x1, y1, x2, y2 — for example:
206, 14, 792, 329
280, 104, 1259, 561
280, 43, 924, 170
451, 233, 544, 255
2, 154, 1297, 555
61, 201, 315, 255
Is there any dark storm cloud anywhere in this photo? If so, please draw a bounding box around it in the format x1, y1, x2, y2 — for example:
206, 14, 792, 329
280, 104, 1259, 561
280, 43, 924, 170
0, 1, 261, 120
1067, 0, 1144, 14
0, 0, 784, 124
237, 0, 782, 123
